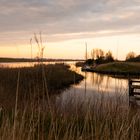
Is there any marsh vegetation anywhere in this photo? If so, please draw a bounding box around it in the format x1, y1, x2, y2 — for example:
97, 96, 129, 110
0, 63, 83, 109
0, 36, 140, 139
0, 62, 139, 140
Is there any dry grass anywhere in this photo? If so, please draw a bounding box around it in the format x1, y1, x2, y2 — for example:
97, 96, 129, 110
0, 63, 83, 110
0, 95, 140, 140
95, 62, 140, 73
0, 63, 140, 140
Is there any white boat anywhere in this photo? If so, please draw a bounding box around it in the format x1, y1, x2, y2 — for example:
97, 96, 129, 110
81, 65, 91, 71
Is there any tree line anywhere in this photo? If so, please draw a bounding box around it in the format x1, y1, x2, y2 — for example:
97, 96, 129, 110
126, 52, 140, 62
86, 49, 114, 65
85, 49, 140, 65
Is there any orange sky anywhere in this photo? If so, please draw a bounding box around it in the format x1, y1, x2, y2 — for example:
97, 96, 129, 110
0, 0, 140, 60
0, 34, 140, 60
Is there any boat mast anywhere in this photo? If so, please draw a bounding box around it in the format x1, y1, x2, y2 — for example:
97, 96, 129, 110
85, 42, 87, 95
85, 42, 87, 61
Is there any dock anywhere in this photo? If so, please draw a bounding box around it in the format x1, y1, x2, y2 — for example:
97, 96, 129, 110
129, 79, 140, 107
129, 79, 140, 96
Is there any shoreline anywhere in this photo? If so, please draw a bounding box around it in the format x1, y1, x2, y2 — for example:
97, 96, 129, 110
0, 63, 84, 109
82, 62, 140, 78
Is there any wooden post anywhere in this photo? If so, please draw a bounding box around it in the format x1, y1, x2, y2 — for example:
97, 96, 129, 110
129, 79, 140, 107
129, 79, 134, 96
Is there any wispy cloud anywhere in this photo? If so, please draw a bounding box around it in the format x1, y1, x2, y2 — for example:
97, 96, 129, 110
0, 0, 140, 43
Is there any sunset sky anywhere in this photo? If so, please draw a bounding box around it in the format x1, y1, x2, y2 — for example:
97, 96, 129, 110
0, 0, 140, 60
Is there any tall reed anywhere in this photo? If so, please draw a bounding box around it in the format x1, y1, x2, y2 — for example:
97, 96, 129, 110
0, 64, 139, 140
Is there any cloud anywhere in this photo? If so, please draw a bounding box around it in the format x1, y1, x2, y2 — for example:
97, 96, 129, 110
0, 0, 140, 43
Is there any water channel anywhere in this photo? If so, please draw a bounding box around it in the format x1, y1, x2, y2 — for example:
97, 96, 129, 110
0, 62, 130, 107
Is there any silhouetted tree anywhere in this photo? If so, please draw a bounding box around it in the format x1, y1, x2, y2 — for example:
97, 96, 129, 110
126, 52, 135, 61
105, 51, 114, 62
90, 49, 114, 65
91, 49, 104, 60
96, 49, 104, 59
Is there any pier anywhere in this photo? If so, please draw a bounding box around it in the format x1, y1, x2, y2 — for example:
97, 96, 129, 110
129, 79, 140, 96
129, 79, 140, 107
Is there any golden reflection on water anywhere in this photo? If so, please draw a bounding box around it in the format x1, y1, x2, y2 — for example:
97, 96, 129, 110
2, 62, 140, 108
0, 61, 76, 68
69, 64, 127, 95
0, 62, 36, 68
58, 63, 129, 107
0, 62, 129, 104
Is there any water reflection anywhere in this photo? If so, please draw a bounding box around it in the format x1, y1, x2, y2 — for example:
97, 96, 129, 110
0, 62, 134, 107
0, 61, 75, 68
0, 62, 35, 68
57, 66, 129, 107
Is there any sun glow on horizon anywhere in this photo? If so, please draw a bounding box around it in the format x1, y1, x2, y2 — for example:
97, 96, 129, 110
0, 34, 140, 60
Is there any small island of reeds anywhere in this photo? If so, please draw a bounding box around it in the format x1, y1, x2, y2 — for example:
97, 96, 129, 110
0, 63, 84, 109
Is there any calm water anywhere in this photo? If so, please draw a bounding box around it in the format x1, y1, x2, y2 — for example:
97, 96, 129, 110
0, 62, 130, 105
0, 61, 75, 68
0, 62, 35, 68
56, 65, 129, 106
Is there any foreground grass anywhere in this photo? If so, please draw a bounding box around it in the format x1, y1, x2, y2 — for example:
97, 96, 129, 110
0, 63, 140, 140
0, 95, 140, 140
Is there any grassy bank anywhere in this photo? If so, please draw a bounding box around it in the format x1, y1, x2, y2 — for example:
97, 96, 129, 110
88, 62, 140, 76
0, 63, 140, 140
0, 63, 83, 109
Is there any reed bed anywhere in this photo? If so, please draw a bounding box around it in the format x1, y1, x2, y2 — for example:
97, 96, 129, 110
0, 63, 83, 110
0, 95, 140, 140
0, 64, 140, 140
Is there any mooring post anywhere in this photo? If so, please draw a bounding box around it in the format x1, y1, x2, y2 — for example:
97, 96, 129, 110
129, 79, 134, 96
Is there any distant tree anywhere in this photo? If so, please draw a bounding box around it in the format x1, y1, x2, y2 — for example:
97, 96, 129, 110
126, 52, 136, 61
90, 49, 114, 64
105, 51, 114, 62
91, 49, 104, 59
96, 49, 104, 59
